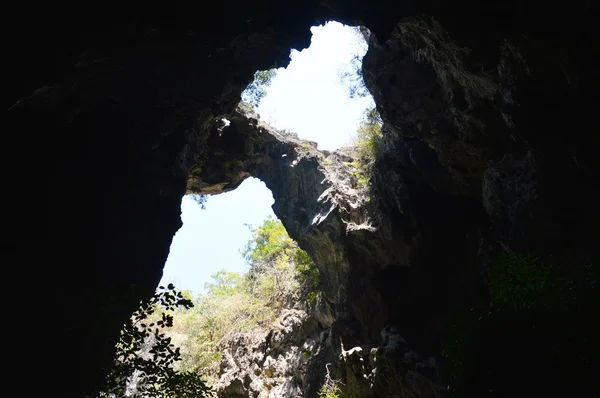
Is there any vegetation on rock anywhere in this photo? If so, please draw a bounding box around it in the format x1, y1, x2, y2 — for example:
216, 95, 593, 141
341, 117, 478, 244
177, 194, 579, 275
349, 107, 384, 189
176, 218, 319, 382
173, 271, 275, 383
102, 217, 320, 395
442, 252, 598, 396
242, 217, 320, 307
318, 364, 343, 398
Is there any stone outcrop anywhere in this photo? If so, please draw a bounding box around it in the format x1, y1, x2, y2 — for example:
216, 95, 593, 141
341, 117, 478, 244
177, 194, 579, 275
7, 1, 599, 397
189, 13, 600, 393
192, 103, 486, 397
363, 15, 600, 268
215, 309, 321, 398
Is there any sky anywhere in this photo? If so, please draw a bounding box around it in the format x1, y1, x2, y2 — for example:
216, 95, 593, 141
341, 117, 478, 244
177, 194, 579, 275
159, 22, 373, 295
258, 22, 373, 151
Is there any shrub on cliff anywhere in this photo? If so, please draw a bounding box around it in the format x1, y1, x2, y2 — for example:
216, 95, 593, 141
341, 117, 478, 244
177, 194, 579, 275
353, 107, 383, 162
349, 107, 383, 189
243, 217, 319, 307
161, 218, 320, 382
173, 271, 274, 381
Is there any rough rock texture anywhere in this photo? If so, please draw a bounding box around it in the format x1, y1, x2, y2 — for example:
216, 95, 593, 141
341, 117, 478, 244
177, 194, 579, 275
360, 13, 600, 396
363, 14, 600, 266
215, 309, 321, 398
193, 13, 600, 395
195, 104, 487, 397
340, 326, 442, 398
7, 1, 599, 397
8, 5, 321, 396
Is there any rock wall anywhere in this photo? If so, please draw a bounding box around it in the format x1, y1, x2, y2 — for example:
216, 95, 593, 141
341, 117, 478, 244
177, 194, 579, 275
6, 1, 599, 396
7, 6, 321, 396
194, 104, 485, 397
215, 309, 322, 398
363, 15, 600, 266
185, 11, 600, 392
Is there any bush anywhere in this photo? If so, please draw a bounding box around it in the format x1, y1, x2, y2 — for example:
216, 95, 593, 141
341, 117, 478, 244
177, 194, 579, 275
318, 364, 342, 398
164, 271, 275, 383
153, 218, 321, 386
349, 107, 383, 189
243, 217, 320, 307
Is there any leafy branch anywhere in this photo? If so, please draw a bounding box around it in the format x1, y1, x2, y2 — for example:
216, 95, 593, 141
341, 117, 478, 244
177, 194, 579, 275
100, 284, 212, 398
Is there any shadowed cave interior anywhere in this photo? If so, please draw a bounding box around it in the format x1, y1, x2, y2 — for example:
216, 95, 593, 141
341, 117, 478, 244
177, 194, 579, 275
6, 1, 600, 397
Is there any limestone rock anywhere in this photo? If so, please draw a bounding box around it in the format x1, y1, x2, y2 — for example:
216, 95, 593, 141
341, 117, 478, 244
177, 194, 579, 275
10, 2, 599, 396
215, 309, 320, 398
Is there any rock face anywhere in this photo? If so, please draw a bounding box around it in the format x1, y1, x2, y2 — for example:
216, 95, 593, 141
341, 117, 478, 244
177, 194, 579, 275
7, 1, 599, 397
363, 15, 600, 267
194, 104, 483, 397
215, 309, 321, 398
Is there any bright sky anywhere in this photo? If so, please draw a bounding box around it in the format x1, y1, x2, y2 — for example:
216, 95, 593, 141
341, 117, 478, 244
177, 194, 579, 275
160, 22, 373, 295
258, 22, 373, 151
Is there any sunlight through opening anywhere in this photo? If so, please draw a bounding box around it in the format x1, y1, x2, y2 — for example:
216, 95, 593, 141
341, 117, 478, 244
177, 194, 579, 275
162, 21, 374, 295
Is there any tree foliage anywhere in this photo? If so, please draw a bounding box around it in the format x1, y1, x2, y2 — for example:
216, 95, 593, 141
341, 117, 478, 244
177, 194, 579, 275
115, 218, 322, 389
349, 107, 383, 189
157, 218, 321, 382
318, 364, 343, 398
171, 273, 275, 381
100, 284, 212, 398
338, 26, 371, 99
243, 217, 320, 307
354, 107, 383, 161
241, 69, 277, 108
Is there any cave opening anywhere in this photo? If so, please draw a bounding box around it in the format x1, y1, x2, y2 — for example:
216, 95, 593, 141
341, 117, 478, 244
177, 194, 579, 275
246, 21, 375, 151
145, 20, 376, 395
161, 20, 374, 295
10, 1, 598, 396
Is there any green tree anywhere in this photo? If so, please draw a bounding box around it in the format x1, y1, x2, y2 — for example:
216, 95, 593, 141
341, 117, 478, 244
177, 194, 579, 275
348, 107, 383, 189
353, 107, 383, 162
152, 218, 320, 385
242, 217, 319, 307
338, 26, 371, 99
339, 54, 368, 99
241, 69, 277, 108
100, 284, 212, 398
243, 217, 293, 264
318, 363, 342, 398
170, 271, 274, 381
204, 270, 245, 296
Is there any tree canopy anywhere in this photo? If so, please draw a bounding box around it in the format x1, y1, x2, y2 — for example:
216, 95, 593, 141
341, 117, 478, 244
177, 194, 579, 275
168, 218, 319, 383
241, 69, 277, 108
346, 107, 384, 189
100, 217, 322, 394
338, 26, 371, 99
243, 217, 319, 307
